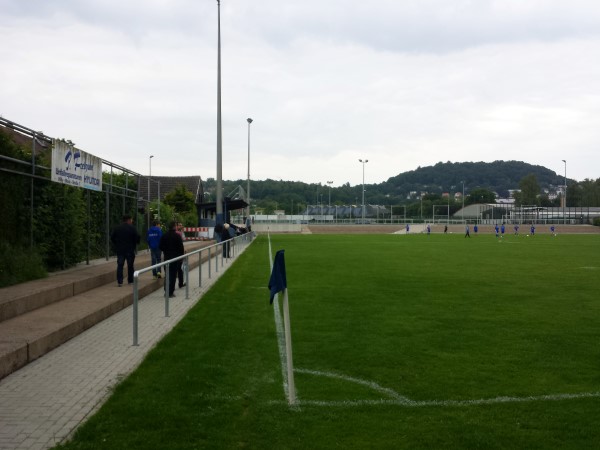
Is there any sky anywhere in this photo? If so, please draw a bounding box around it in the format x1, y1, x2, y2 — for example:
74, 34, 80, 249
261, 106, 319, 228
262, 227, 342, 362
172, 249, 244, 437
1, 0, 599, 187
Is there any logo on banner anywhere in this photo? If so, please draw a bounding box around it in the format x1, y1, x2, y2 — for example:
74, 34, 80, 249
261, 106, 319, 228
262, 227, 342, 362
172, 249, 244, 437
51, 140, 103, 191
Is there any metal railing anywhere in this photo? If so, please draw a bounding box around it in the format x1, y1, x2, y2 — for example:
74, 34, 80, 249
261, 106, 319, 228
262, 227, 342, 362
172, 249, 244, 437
131, 231, 255, 345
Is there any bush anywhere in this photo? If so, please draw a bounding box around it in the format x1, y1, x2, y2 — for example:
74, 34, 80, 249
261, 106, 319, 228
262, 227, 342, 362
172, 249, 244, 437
0, 241, 47, 288
593, 217, 600, 227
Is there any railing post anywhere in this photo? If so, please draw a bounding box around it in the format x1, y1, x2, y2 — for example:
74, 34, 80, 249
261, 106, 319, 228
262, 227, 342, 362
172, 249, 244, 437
165, 263, 170, 317
133, 274, 139, 346
184, 255, 189, 299
198, 249, 202, 287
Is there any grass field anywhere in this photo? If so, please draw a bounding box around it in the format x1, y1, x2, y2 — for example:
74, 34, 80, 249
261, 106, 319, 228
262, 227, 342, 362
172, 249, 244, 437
56, 233, 600, 449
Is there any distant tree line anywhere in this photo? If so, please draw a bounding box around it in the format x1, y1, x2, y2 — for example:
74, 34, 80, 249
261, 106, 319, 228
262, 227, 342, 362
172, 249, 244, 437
206, 161, 599, 215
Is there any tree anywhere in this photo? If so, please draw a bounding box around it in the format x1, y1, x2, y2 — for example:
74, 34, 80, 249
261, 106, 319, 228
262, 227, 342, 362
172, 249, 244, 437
515, 174, 541, 206
164, 184, 195, 213
466, 188, 496, 205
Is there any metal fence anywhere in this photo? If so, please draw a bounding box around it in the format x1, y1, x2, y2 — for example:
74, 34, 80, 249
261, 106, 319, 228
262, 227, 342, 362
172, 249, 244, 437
0, 117, 145, 266
131, 231, 255, 345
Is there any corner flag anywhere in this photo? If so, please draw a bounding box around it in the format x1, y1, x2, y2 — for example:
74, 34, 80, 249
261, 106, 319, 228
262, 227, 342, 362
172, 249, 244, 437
267, 247, 296, 404
268, 250, 287, 304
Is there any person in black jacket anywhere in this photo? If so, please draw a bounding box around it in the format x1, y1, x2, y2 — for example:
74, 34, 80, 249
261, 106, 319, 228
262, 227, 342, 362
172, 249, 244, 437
159, 221, 184, 297
221, 223, 231, 258
110, 214, 141, 286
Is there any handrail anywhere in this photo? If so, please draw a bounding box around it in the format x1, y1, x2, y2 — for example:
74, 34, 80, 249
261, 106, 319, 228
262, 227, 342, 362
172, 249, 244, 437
131, 231, 255, 345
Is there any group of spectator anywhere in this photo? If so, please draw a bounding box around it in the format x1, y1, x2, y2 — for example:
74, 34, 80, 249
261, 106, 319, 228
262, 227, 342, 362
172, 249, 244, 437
110, 216, 186, 298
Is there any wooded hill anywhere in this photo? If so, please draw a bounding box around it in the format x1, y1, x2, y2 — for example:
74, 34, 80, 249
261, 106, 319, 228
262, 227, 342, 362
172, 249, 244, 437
214, 160, 568, 210
382, 160, 564, 198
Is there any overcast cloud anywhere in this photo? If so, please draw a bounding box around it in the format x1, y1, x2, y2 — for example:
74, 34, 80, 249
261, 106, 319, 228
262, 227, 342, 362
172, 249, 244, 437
1, 0, 599, 187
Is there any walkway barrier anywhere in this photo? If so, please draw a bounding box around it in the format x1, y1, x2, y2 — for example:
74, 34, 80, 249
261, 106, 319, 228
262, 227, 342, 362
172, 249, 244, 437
181, 227, 213, 240
132, 231, 255, 345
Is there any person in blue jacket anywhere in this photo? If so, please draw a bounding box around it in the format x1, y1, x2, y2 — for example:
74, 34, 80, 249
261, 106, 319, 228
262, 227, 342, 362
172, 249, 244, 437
146, 220, 163, 279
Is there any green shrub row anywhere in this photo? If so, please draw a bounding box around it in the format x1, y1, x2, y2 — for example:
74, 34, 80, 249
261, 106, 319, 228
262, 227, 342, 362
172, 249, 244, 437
0, 241, 47, 288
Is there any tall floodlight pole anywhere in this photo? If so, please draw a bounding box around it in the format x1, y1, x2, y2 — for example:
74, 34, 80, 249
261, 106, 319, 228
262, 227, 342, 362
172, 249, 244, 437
562, 159, 567, 224
148, 155, 153, 227
327, 180, 333, 206
215, 0, 224, 225
247, 118, 253, 218
359, 159, 368, 223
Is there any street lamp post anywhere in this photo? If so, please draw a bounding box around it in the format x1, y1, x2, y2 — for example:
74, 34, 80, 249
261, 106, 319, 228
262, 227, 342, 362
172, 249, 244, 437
359, 159, 368, 223
148, 155, 154, 228
327, 180, 333, 206
247, 118, 253, 219
562, 159, 567, 224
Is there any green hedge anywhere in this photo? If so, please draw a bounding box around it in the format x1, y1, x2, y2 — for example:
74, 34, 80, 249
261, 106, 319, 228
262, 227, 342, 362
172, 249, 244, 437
0, 241, 47, 288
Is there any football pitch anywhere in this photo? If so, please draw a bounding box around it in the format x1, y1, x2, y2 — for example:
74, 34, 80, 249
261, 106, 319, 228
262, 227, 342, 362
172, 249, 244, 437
58, 233, 600, 449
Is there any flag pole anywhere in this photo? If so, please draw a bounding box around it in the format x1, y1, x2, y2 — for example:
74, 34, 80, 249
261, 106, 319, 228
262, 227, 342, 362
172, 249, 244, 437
268, 248, 296, 405
282, 288, 296, 405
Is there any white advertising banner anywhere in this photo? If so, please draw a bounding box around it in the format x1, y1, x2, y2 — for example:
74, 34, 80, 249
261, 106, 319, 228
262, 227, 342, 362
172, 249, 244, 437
51, 139, 103, 191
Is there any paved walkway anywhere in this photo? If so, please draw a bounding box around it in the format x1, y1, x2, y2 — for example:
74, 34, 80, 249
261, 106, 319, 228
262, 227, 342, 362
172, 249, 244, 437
0, 245, 247, 450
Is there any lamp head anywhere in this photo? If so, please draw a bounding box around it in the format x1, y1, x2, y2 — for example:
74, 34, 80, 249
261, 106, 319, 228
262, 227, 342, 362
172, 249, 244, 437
247, 118, 253, 124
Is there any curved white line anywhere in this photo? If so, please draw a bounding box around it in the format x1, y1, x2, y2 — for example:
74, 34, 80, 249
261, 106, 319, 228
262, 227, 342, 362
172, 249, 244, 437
293, 368, 600, 408
296, 368, 413, 404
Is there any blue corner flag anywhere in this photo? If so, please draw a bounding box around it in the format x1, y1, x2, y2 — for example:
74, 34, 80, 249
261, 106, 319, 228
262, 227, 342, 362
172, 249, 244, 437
268, 250, 287, 304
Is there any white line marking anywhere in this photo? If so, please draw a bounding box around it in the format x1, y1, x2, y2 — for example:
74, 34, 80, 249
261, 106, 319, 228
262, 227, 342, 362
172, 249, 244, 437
295, 368, 411, 403
291, 368, 600, 408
